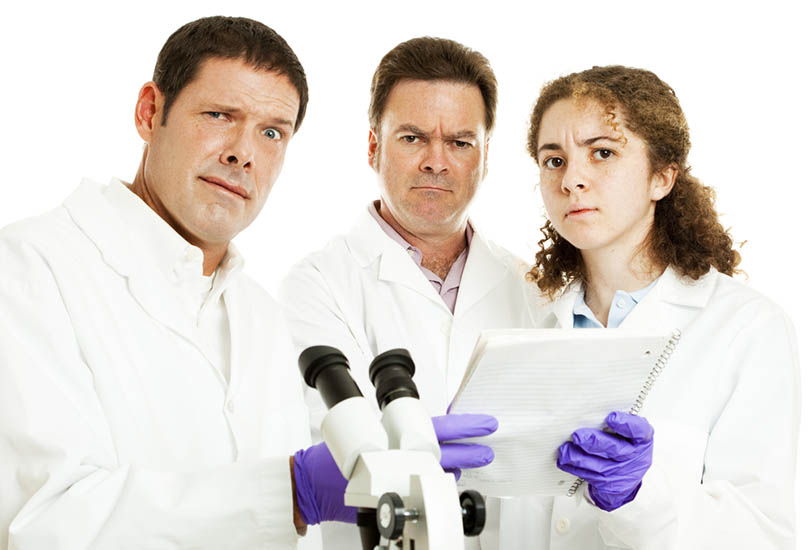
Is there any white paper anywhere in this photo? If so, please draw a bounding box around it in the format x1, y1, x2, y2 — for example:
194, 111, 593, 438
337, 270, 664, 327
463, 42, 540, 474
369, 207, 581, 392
449, 329, 672, 497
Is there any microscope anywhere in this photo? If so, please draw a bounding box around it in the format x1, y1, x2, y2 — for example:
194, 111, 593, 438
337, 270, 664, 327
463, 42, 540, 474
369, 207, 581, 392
299, 346, 486, 550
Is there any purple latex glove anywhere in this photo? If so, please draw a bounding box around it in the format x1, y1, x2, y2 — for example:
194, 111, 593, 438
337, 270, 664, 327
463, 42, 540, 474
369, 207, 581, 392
432, 414, 498, 480
557, 411, 654, 512
293, 442, 356, 524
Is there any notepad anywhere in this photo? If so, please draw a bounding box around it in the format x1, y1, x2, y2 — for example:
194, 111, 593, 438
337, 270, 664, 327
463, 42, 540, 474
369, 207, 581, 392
448, 328, 680, 497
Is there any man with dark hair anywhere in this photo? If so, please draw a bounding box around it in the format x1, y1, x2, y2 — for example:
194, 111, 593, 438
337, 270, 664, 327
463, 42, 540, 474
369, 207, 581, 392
0, 16, 346, 549
280, 37, 533, 549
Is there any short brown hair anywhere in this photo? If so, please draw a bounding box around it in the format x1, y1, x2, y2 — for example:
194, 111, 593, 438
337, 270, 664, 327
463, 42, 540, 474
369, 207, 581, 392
153, 16, 308, 131
526, 65, 741, 297
368, 37, 497, 133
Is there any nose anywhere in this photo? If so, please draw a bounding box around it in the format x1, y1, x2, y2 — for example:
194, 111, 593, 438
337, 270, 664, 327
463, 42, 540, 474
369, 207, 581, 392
220, 126, 254, 171
419, 141, 449, 175
560, 159, 589, 194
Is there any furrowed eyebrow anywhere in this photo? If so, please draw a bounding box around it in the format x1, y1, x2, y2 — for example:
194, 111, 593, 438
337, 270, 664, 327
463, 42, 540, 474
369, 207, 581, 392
580, 135, 623, 146
207, 104, 239, 114
446, 131, 478, 141
395, 124, 427, 137
266, 117, 295, 130
537, 135, 623, 153
207, 105, 294, 130
537, 143, 562, 153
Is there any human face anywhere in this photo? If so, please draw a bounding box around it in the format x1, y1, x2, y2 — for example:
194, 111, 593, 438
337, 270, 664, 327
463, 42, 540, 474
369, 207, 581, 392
368, 80, 488, 238
134, 57, 299, 251
535, 98, 674, 263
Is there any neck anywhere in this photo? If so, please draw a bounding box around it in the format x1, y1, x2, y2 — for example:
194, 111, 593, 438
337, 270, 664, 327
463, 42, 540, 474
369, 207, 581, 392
581, 247, 663, 327
130, 153, 226, 277
378, 201, 467, 280
199, 245, 227, 276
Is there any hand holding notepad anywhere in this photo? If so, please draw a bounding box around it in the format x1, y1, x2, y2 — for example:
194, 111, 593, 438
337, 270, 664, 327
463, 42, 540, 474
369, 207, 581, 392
557, 411, 654, 510
448, 329, 680, 497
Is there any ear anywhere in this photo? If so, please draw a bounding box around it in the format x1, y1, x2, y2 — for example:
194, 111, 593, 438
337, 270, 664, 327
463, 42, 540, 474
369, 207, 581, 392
650, 163, 678, 201
368, 128, 379, 171
134, 82, 164, 143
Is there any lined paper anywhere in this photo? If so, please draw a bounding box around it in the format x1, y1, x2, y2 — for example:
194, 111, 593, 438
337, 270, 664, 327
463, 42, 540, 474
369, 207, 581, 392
449, 329, 670, 496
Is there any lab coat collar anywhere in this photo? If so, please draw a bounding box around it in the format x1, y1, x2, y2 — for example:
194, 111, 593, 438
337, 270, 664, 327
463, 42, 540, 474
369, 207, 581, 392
540, 265, 719, 330
64, 179, 140, 279
453, 227, 510, 317
63, 179, 243, 350
655, 264, 718, 308
346, 211, 448, 309
345, 209, 510, 314
544, 281, 580, 329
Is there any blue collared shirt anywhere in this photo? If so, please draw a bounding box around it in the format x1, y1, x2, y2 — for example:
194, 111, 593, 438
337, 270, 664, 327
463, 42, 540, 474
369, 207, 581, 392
573, 278, 660, 328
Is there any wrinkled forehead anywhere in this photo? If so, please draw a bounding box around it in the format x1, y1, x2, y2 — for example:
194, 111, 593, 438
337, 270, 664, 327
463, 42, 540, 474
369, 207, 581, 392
179, 58, 300, 118
539, 96, 628, 141
380, 79, 486, 131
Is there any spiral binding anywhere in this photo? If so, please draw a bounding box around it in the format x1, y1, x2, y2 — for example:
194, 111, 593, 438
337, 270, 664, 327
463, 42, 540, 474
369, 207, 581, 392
567, 329, 682, 498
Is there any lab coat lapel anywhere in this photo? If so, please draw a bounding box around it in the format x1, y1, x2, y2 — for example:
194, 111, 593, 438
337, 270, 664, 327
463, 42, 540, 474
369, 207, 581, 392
541, 283, 579, 329
347, 211, 447, 308
537, 268, 718, 332
63, 180, 196, 345
220, 280, 251, 396
453, 230, 509, 317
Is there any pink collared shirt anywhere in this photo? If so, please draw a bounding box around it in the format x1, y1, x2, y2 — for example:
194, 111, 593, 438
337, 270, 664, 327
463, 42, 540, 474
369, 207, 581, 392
368, 202, 473, 313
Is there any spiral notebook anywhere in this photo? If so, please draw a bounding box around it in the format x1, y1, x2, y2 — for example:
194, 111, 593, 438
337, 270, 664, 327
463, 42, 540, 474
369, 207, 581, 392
449, 328, 681, 497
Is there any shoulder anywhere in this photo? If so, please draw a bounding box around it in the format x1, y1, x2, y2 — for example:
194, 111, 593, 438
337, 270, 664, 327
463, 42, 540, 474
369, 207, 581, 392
0, 207, 82, 279
469, 227, 532, 283
279, 212, 385, 297
485, 237, 529, 271
0, 180, 107, 262
697, 270, 789, 323
280, 233, 358, 294
665, 269, 796, 350
0, 208, 89, 314
1, 206, 76, 250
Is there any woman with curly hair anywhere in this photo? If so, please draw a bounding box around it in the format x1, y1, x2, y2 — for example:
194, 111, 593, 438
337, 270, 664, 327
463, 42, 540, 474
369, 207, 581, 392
491, 66, 800, 549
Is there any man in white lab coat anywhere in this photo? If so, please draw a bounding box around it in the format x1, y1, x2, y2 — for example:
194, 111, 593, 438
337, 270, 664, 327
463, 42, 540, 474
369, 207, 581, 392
280, 37, 535, 549
0, 16, 344, 549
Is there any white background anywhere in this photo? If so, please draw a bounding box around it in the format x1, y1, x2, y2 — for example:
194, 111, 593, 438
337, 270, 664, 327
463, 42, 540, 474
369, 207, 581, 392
2, 0, 807, 544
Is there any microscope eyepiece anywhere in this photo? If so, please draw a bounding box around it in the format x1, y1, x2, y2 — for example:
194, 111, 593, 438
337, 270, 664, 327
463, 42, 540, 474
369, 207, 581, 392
299, 345, 363, 409
368, 348, 420, 410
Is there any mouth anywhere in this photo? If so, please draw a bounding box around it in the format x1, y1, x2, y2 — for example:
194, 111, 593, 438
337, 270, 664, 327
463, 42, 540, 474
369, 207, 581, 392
411, 186, 451, 192
199, 176, 249, 199
565, 207, 597, 218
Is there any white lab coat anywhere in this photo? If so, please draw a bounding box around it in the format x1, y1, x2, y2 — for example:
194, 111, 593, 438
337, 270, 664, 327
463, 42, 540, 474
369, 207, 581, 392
485, 266, 800, 550
0, 180, 316, 550
280, 209, 534, 417
279, 209, 534, 548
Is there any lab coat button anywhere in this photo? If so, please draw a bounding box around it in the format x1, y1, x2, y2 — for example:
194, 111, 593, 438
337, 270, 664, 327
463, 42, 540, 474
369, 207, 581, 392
616, 299, 626, 309
407, 249, 416, 257
226, 400, 235, 413
555, 517, 570, 534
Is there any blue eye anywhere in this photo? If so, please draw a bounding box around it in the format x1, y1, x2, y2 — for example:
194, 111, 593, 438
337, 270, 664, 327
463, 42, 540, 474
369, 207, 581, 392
263, 128, 281, 141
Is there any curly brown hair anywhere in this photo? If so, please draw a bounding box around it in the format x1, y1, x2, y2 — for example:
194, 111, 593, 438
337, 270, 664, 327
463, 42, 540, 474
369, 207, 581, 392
525, 65, 741, 298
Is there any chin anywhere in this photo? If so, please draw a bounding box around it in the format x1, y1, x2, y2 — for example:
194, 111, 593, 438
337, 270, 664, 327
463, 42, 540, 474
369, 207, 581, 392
557, 231, 604, 252
188, 220, 242, 245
